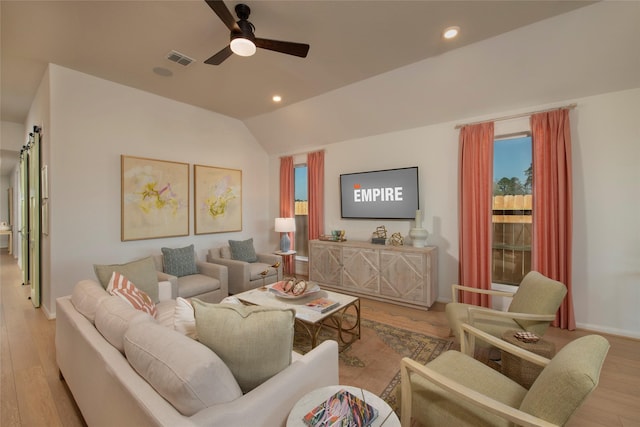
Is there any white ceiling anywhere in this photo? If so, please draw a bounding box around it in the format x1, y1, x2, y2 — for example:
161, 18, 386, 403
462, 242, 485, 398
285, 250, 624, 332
4, 0, 639, 177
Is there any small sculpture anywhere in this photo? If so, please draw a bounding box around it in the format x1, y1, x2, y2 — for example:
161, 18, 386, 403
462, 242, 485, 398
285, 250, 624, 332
390, 232, 404, 246
375, 226, 387, 239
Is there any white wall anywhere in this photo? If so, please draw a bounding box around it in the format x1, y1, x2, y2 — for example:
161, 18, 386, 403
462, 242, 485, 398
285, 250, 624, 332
270, 88, 640, 338
31, 65, 273, 317
0, 121, 26, 251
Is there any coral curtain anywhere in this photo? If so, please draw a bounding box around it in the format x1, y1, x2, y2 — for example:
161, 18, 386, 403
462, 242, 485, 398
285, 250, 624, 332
531, 109, 575, 330
279, 156, 295, 275
458, 122, 494, 307
307, 151, 325, 241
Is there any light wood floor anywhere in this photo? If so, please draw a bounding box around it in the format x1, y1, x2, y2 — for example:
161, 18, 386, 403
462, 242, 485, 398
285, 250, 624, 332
1, 250, 639, 426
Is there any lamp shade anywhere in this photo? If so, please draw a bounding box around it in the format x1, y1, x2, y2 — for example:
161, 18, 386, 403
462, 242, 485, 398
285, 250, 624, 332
275, 217, 296, 233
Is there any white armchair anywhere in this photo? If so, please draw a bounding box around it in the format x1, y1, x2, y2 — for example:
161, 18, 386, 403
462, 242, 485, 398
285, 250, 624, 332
207, 245, 283, 295
153, 249, 228, 303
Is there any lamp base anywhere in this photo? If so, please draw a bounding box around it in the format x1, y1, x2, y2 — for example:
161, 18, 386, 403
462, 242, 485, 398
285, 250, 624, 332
280, 234, 291, 252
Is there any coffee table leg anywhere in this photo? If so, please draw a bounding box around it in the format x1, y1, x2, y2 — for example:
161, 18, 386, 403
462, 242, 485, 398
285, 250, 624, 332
295, 321, 323, 349
296, 299, 361, 352
335, 299, 361, 346
323, 299, 361, 350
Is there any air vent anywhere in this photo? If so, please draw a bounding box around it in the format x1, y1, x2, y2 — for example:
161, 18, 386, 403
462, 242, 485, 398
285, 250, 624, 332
166, 50, 195, 66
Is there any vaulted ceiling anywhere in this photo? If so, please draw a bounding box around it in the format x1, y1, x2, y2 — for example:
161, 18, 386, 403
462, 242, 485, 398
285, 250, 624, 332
4, 0, 640, 176
2, 1, 594, 123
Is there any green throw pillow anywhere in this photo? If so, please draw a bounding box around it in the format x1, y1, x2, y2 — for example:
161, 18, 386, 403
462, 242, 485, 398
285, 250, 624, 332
93, 256, 159, 303
162, 244, 198, 277
192, 300, 295, 393
228, 238, 258, 263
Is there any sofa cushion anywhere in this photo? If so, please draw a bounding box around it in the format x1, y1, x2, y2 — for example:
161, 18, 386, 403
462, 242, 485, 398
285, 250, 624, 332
177, 273, 221, 299
249, 262, 278, 281
228, 238, 258, 263
155, 299, 178, 328
94, 296, 154, 353
70, 279, 110, 324
94, 256, 159, 303
107, 272, 157, 317
161, 244, 198, 277
124, 322, 242, 416
192, 300, 295, 393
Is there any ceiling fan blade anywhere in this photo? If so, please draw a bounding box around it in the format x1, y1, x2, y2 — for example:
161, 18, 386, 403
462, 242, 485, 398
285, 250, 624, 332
254, 38, 310, 58
204, 45, 233, 65
205, 0, 240, 32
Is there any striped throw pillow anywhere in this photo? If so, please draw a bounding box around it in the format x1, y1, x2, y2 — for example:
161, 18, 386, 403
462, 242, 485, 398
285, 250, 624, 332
107, 271, 157, 317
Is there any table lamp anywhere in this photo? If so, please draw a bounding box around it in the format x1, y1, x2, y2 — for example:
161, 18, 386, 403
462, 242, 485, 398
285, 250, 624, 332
275, 217, 296, 252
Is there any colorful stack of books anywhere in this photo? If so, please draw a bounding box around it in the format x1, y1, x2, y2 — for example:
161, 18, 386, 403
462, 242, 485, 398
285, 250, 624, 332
302, 389, 378, 427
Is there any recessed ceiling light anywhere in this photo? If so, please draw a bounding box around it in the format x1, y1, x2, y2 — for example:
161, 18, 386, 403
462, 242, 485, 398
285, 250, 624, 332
443, 26, 460, 40
272, 95, 282, 103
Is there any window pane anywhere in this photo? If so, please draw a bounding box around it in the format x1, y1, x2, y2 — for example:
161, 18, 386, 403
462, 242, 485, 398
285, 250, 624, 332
294, 165, 308, 257
492, 136, 532, 285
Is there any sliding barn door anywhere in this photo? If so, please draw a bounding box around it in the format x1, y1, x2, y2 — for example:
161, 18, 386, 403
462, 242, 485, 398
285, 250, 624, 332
18, 128, 41, 307
19, 152, 29, 287
28, 130, 41, 307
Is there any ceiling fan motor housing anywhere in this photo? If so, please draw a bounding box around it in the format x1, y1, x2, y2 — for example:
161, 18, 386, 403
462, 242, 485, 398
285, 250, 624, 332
232, 19, 256, 42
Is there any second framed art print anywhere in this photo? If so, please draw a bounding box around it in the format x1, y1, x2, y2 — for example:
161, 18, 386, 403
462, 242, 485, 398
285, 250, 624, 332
194, 164, 242, 234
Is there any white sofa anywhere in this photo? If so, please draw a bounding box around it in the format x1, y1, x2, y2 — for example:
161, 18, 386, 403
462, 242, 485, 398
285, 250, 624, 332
56, 280, 339, 427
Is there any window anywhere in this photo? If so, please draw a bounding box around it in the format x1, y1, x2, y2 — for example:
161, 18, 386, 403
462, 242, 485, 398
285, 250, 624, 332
492, 135, 532, 285
294, 165, 308, 257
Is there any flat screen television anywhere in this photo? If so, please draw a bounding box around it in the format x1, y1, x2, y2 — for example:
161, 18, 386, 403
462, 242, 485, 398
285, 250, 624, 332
340, 166, 419, 219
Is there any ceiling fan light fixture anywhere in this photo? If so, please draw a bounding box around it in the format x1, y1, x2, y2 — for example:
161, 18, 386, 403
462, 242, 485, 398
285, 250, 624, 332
230, 37, 256, 57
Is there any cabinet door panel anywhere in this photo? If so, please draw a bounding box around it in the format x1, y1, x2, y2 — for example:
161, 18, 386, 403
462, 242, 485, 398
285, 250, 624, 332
379, 251, 425, 302
342, 248, 379, 292
309, 243, 342, 286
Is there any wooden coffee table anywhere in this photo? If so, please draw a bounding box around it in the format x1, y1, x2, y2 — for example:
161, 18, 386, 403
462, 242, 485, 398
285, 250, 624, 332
234, 283, 361, 350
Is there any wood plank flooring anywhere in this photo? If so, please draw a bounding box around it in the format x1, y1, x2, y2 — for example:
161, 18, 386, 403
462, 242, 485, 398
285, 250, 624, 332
1, 250, 638, 426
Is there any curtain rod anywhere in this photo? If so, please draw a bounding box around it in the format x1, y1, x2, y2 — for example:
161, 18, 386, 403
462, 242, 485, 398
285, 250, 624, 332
454, 103, 577, 129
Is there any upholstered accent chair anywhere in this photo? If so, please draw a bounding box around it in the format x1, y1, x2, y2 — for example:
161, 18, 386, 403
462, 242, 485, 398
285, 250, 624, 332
207, 240, 283, 295
446, 271, 567, 351
153, 244, 228, 303
400, 324, 609, 427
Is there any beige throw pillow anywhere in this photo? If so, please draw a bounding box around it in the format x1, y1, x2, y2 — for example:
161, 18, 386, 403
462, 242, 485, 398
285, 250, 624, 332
94, 256, 159, 303
192, 300, 295, 393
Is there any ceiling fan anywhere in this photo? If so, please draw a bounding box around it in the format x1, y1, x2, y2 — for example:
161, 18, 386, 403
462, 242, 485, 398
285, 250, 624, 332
204, 1, 310, 65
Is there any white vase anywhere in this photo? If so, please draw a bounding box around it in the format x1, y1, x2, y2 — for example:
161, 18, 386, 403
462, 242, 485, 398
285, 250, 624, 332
409, 227, 428, 248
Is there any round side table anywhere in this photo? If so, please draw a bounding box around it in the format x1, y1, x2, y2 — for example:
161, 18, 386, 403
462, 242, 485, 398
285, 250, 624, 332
501, 329, 555, 389
286, 385, 400, 427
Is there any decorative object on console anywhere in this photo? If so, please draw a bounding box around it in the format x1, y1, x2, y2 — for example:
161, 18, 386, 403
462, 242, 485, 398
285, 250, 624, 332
121, 155, 189, 241
390, 232, 404, 246
371, 225, 388, 244
194, 164, 242, 234
275, 217, 296, 252
409, 209, 428, 248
